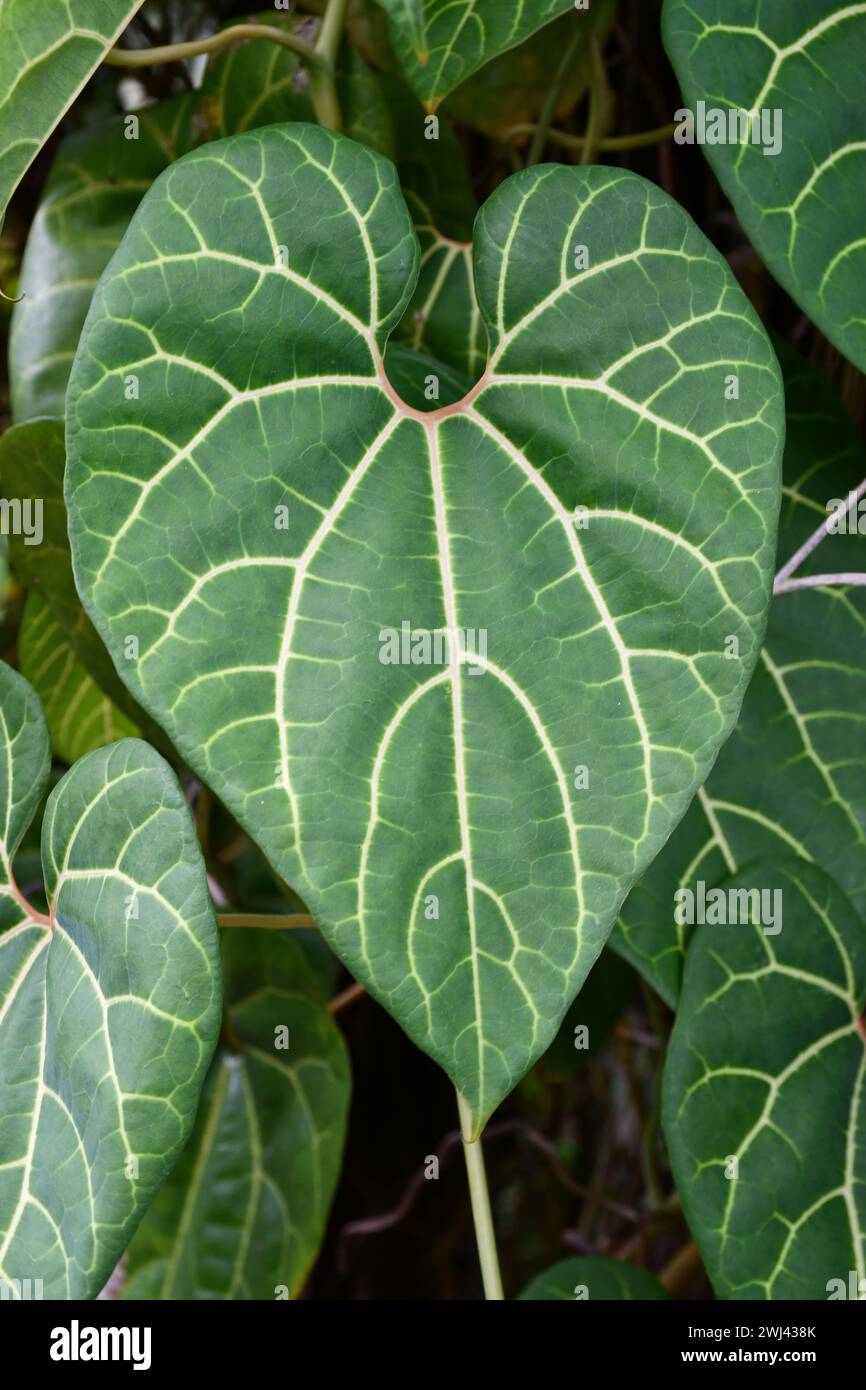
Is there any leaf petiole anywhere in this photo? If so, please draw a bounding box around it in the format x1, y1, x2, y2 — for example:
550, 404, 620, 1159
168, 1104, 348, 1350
308, 0, 351, 131
103, 23, 330, 74
457, 1091, 505, 1300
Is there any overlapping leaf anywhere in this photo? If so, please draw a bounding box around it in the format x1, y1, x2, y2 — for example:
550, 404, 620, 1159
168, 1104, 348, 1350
664, 0, 866, 371
0, 0, 144, 229
379, 73, 482, 379
519, 1255, 668, 1300
9, 26, 396, 425
0, 419, 148, 733
123, 929, 350, 1299
384, 342, 472, 411
616, 341, 866, 1005
200, 15, 313, 139
663, 860, 866, 1299
373, 0, 576, 108
18, 591, 138, 764
0, 663, 221, 1299
10, 96, 200, 421
66, 125, 783, 1133
445, 1, 617, 138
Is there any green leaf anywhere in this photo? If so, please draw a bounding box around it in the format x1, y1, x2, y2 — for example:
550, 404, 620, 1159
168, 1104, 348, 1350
616, 341, 866, 1005
0, 662, 221, 1299
379, 73, 482, 378
0, 539, 24, 654
334, 42, 396, 158
379, 72, 476, 242
664, 0, 866, 372
395, 221, 483, 382
18, 590, 139, 764
519, 1255, 669, 1299
0, 0, 144, 229
663, 859, 866, 1299
201, 15, 394, 155
0, 419, 149, 734
773, 335, 866, 575
373, 0, 576, 108
66, 126, 784, 1134
0, 668, 50, 933
383, 342, 473, 411
123, 929, 350, 1299
445, 2, 615, 139
200, 15, 314, 138
9, 96, 201, 422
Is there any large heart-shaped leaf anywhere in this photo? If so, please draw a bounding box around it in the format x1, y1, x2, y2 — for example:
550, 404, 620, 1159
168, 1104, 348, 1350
519, 1255, 668, 1300
0, 663, 221, 1299
663, 860, 866, 1299
123, 929, 350, 1299
0, 0, 143, 229
66, 125, 783, 1133
9, 96, 200, 422
616, 341, 866, 1005
664, 0, 866, 372
372, 0, 576, 108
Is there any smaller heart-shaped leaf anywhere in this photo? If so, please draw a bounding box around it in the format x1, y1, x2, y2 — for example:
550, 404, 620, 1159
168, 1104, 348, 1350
0, 663, 221, 1300
664, 859, 866, 1299
122, 929, 350, 1299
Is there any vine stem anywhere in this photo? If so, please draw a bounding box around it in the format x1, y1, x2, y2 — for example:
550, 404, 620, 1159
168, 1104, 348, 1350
505, 121, 676, 153
216, 912, 315, 930
457, 1091, 505, 1300
103, 23, 328, 74
308, 0, 350, 130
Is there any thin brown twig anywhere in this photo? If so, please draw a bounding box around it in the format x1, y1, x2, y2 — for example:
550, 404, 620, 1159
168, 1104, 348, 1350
216, 911, 315, 930
328, 980, 366, 1014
